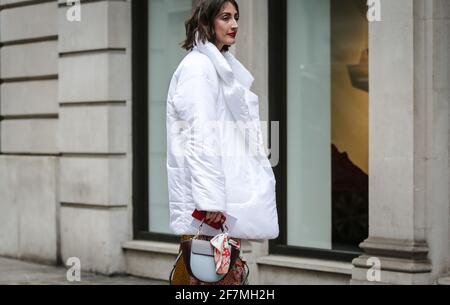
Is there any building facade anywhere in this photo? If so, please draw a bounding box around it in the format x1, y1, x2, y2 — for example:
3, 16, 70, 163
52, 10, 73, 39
0, 0, 449, 285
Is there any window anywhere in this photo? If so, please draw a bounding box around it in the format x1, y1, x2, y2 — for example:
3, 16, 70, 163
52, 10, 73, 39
269, 0, 369, 261
132, 0, 194, 242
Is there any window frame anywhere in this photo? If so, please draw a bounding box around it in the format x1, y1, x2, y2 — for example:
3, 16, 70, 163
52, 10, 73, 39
268, 0, 363, 262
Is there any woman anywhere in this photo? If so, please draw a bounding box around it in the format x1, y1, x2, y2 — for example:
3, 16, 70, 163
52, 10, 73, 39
166, 0, 279, 285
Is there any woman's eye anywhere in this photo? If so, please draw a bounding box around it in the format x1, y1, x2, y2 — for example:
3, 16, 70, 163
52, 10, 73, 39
221, 14, 238, 22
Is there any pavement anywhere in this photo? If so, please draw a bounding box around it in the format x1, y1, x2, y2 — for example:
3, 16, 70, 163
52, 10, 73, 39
0, 256, 167, 285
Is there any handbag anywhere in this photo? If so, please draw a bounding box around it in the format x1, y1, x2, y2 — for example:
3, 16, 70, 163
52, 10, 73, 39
169, 220, 247, 284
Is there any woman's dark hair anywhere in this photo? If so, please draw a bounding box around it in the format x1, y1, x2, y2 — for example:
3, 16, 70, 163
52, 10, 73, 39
181, 0, 239, 52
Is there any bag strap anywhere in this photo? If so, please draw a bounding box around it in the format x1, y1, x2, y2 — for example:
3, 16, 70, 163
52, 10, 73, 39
169, 251, 183, 285
194, 219, 225, 240
241, 260, 250, 285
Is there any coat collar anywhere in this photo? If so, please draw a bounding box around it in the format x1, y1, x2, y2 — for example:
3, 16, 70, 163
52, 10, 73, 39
192, 32, 254, 90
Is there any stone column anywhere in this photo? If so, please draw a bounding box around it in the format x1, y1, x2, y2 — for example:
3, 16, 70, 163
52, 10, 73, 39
351, 0, 449, 285
57, 0, 131, 275
0, 0, 59, 265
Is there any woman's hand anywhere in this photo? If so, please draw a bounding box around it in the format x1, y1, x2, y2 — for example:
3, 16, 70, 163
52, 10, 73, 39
205, 211, 226, 224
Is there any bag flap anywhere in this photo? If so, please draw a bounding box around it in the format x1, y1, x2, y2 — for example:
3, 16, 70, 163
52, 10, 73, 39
191, 240, 214, 256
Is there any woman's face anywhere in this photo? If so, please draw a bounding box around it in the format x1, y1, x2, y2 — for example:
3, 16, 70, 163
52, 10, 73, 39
213, 2, 239, 51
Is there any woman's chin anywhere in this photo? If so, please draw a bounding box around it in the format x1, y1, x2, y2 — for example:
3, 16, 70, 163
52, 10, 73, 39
224, 38, 236, 45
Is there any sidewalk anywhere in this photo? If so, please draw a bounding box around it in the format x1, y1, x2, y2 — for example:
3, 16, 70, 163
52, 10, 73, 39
0, 257, 167, 285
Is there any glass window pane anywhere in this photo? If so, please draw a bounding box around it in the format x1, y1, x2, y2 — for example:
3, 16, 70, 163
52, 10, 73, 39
148, 0, 193, 234
287, 0, 332, 249
330, 0, 369, 251
286, 0, 368, 250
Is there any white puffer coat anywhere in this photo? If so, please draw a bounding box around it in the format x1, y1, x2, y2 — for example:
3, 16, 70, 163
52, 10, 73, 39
166, 36, 279, 240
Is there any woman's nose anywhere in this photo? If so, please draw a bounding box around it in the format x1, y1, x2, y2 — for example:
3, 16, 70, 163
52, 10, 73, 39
231, 19, 238, 30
